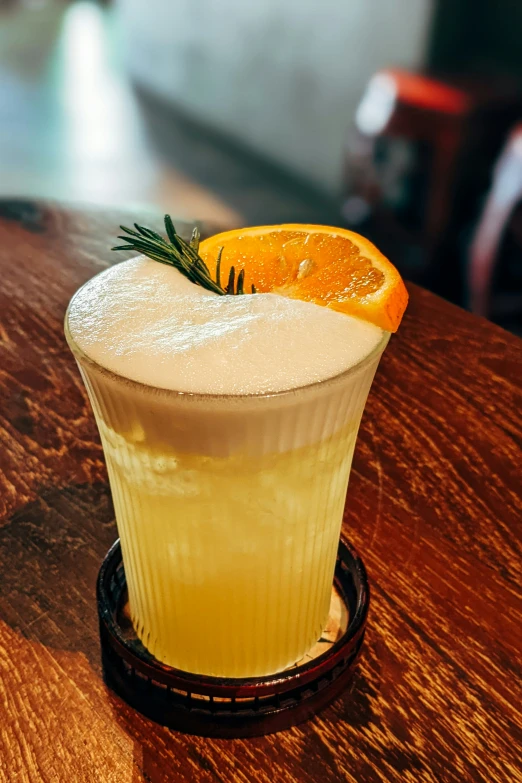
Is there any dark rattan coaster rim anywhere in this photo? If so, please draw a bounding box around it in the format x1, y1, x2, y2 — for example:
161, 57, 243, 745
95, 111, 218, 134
97, 535, 370, 737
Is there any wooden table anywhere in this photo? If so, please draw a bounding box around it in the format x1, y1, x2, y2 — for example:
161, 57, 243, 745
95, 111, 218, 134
0, 200, 520, 783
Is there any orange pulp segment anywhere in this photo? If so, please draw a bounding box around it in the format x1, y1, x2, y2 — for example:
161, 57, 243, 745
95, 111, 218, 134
199, 224, 408, 332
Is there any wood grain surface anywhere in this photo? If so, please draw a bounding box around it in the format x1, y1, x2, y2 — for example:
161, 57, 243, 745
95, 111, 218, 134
0, 199, 520, 782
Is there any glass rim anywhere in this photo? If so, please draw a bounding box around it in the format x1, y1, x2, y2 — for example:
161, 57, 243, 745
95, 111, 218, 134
65, 288, 390, 403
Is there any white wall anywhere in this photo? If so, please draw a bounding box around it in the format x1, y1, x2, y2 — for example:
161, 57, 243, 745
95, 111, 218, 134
117, 0, 433, 193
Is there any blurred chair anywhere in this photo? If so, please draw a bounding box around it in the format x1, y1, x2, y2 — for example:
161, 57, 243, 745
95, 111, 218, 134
468, 123, 522, 320
346, 69, 468, 246
343, 68, 522, 299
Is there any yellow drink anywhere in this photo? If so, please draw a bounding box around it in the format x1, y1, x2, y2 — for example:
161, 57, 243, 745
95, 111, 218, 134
101, 418, 356, 676
66, 256, 388, 677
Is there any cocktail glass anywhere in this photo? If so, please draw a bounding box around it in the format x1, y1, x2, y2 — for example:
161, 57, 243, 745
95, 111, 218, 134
66, 302, 388, 678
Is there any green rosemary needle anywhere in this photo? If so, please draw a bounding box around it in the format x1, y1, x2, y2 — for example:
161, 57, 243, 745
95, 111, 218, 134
112, 215, 255, 296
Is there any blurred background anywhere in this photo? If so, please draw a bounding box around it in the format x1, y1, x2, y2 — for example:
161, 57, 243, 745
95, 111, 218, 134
1, 0, 522, 332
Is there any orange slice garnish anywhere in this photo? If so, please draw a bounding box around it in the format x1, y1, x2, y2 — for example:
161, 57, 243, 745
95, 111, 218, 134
199, 224, 408, 332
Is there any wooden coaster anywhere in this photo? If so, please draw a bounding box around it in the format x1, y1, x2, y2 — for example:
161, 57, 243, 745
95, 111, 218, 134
98, 536, 369, 738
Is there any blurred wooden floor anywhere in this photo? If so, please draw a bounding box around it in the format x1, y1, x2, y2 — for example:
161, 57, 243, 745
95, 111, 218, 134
0, 0, 341, 229
0, 0, 241, 227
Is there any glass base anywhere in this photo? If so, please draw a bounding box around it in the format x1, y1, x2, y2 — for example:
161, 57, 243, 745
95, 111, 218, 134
97, 536, 370, 738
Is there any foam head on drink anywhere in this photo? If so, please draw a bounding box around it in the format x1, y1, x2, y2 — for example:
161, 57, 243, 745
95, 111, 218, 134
66, 256, 386, 677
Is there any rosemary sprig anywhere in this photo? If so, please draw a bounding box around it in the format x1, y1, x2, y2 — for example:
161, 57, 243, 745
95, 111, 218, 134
112, 215, 256, 296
